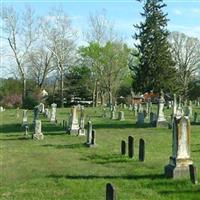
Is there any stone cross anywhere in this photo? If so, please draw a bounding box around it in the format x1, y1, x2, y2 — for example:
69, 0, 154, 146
139, 138, 145, 162
33, 120, 44, 140
106, 183, 116, 200
128, 136, 134, 158
22, 110, 28, 126
121, 140, 126, 155
50, 103, 57, 122
164, 116, 193, 179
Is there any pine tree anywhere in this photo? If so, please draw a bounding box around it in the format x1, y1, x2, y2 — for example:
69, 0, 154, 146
131, 0, 177, 93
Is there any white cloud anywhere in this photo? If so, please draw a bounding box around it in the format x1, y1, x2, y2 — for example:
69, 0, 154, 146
191, 8, 200, 14
174, 9, 182, 15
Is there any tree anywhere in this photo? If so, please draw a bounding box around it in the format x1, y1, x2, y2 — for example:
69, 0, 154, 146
169, 31, 200, 99
1, 6, 38, 107
41, 7, 76, 107
131, 0, 177, 94
27, 46, 54, 88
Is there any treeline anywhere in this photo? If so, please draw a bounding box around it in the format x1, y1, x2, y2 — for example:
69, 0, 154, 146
1, 1, 200, 108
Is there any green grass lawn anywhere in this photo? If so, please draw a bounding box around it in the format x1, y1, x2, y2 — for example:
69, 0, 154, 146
1, 106, 200, 200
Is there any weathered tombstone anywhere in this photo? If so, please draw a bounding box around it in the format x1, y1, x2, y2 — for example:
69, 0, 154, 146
136, 112, 144, 125
33, 120, 44, 140
139, 138, 145, 162
176, 96, 183, 116
86, 121, 92, 145
33, 105, 40, 123
106, 183, 116, 200
123, 104, 127, 109
110, 110, 116, 120
39, 103, 45, 113
128, 136, 134, 158
0, 106, 4, 112
69, 106, 79, 134
193, 112, 198, 123
164, 116, 193, 179
89, 129, 96, 147
78, 107, 85, 136
138, 104, 143, 113
118, 111, 125, 121
121, 140, 126, 155
22, 110, 28, 126
129, 104, 133, 111
24, 125, 29, 136
156, 90, 168, 127
150, 112, 157, 127
189, 164, 198, 185
134, 103, 138, 117
50, 103, 57, 122
44, 108, 49, 118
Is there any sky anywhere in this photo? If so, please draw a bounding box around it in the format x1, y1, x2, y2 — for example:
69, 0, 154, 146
1, 0, 200, 77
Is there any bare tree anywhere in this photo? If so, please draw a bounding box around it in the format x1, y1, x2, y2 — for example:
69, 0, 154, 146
1, 6, 38, 106
41, 7, 76, 107
27, 46, 54, 88
169, 32, 200, 98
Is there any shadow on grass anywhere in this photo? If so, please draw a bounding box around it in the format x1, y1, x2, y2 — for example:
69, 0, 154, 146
42, 143, 86, 149
93, 123, 153, 129
0, 123, 23, 134
159, 190, 200, 195
0, 137, 30, 141
47, 173, 165, 180
191, 122, 200, 126
81, 153, 137, 164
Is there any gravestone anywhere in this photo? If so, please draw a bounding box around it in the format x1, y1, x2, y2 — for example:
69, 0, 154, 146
89, 130, 96, 147
121, 140, 126, 155
150, 112, 157, 127
136, 112, 144, 125
0, 106, 4, 112
129, 104, 133, 111
110, 110, 116, 120
44, 108, 49, 118
156, 90, 168, 127
22, 110, 28, 126
86, 121, 92, 145
78, 107, 85, 136
106, 183, 116, 200
33, 105, 40, 123
16, 107, 20, 119
189, 165, 198, 185
164, 116, 193, 179
139, 138, 145, 162
50, 103, 57, 122
33, 120, 44, 140
69, 106, 79, 134
118, 111, 125, 121
193, 112, 198, 123
39, 103, 45, 113
172, 94, 177, 117
134, 103, 138, 117
128, 136, 134, 158
176, 96, 183, 116
24, 125, 29, 136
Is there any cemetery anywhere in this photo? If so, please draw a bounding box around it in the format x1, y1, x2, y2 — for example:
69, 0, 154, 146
1, 0, 200, 199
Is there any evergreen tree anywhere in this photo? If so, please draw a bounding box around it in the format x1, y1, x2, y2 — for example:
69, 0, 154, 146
130, 0, 177, 93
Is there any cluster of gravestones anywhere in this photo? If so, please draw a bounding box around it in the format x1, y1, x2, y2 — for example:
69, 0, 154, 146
121, 136, 145, 162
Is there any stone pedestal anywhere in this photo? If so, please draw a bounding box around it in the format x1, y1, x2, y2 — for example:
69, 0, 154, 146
164, 116, 193, 179
33, 120, 44, 140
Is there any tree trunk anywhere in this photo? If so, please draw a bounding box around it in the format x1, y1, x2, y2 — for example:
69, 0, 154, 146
60, 70, 64, 108
95, 80, 98, 107
109, 90, 112, 107
22, 75, 26, 108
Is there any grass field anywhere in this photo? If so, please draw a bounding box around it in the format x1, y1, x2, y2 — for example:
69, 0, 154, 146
1, 106, 200, 200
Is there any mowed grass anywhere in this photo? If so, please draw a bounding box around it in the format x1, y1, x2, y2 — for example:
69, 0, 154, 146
0, 106, 200, 200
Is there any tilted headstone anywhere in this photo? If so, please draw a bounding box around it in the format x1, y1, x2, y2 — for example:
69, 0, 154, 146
121, 140, 126, 155
118, 111, 125, 121
164, 116, 193, 179
128, 136, 134, 158
86, 121, 92, 145
106, 183, 116, 200
22, 110, 28, 126
33, 120, 44, 140
156, 90, 168, 127
50, 103, 57, 122
139, 138, 145, 162
189, 164, 198, 185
